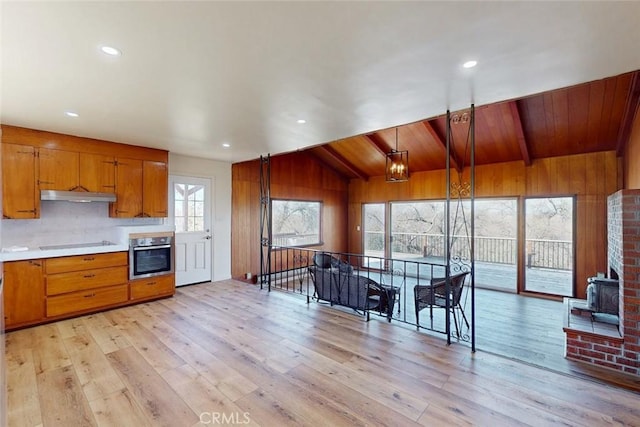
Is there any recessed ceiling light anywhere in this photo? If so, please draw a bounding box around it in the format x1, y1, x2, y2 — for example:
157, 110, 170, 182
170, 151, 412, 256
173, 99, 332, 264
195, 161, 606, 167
222, 143, 231, 148
100, 45, 121, 56
463, 60, 478, 69
297, 119, 307, 124
64, 111, 79, 118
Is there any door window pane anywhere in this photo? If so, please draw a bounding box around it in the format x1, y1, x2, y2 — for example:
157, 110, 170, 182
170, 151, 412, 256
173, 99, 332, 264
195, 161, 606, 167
174, 183, 205, 232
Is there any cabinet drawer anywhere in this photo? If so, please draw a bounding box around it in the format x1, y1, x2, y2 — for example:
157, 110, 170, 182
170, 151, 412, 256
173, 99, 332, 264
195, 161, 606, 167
46, 284, 129, 318
45, 251, 127, 274
130, 274, 175, 300
46, 266, 128, 295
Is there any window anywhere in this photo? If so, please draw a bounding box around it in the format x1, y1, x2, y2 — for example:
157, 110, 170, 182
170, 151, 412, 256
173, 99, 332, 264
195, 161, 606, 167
174, 183, 205, 232
271, 200, 322, 247
391, 200, 445, 260
389, 198, 518, 291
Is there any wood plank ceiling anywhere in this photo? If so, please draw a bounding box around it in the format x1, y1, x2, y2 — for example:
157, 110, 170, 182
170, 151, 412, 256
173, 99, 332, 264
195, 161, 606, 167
303, 70, 640, 180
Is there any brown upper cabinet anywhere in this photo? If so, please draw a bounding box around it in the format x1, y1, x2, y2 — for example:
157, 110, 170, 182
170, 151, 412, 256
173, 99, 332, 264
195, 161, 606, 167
143, 160, 169, 217
2, 143, 38, 219
109, 159, 169, 218
79, 153, 117, 193
39, 149, 117, 193
38, 148, 79, 191
110, 158, 144, 217
1, 125, 168, 219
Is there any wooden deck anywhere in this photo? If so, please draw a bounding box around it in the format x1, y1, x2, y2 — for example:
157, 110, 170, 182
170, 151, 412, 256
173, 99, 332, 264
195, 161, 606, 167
365, 253, 573, 296
5, 279, 640, 426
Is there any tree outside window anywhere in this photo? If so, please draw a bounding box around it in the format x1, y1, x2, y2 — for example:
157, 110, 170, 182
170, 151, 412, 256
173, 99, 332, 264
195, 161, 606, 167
271, 200, 322, 247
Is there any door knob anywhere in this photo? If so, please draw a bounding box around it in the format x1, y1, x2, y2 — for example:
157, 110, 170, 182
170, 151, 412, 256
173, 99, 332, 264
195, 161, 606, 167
204, 235, 212, 240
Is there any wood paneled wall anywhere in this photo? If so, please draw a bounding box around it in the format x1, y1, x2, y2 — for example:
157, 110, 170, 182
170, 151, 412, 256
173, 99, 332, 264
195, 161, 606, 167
624, 110, 640, 189
231, 150, 620, 296
231, 152, 349, 279
348, 151, 621, 298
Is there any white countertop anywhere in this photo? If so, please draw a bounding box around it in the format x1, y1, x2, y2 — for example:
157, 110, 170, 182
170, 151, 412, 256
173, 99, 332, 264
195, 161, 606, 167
1, 225, 174, 262
0, 243, 130, 262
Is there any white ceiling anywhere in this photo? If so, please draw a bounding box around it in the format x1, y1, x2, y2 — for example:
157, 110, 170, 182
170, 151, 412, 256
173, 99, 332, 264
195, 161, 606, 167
2, 1, 640, 163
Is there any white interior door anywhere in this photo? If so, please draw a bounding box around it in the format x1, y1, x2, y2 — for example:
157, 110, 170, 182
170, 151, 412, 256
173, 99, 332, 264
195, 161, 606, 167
170, 176, 212, 286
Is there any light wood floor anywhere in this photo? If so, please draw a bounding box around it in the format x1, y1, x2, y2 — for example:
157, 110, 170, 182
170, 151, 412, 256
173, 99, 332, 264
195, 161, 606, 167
5, 280, 640, 426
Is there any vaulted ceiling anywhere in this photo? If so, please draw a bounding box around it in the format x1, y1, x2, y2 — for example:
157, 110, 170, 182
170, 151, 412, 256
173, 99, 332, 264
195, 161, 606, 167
2, 3, 640, 166
305, 71, 640, 180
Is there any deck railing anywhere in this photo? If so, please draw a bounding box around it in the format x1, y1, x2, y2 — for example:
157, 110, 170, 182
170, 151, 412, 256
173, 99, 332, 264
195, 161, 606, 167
272, 233, 320, 247
365, 231, 572, 270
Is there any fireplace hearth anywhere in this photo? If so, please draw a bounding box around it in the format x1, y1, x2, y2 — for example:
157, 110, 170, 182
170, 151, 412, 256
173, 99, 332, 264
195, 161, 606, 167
564, 190, 640, 376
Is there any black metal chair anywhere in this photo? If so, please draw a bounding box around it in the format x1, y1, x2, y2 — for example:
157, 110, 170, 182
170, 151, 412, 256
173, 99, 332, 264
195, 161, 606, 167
414, 271, 470, 337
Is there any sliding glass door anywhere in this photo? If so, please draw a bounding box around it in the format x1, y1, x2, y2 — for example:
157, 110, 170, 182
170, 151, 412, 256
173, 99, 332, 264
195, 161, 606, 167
388, 198, 517, 291
524, 197, 575, 296
473, 199, 518, 292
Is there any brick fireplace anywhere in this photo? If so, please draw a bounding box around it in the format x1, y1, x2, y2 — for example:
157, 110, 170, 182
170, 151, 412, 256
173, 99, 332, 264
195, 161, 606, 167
565, 189, 640, 375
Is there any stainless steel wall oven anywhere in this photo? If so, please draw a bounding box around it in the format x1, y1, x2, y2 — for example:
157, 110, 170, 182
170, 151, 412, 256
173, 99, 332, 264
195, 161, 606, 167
129, 232, 174, 279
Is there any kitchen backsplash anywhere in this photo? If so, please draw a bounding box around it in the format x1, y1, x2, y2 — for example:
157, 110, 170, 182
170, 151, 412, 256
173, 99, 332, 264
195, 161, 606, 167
2, 201, 165, 248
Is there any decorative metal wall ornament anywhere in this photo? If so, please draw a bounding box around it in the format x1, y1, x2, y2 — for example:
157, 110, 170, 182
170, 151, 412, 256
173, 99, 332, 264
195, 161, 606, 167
451, 182, 471, 198
385, 127, 409, 182
450, 112, 470, 124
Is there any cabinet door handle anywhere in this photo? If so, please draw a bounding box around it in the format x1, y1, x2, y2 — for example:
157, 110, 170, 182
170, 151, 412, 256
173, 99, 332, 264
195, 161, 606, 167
83, 257, 95, 261
83, 293, 96, 298
146, 281, 156, 286
83, 274, 96, 278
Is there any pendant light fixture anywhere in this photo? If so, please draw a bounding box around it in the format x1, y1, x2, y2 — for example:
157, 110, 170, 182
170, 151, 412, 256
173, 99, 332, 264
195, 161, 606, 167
385, 127, 409, 182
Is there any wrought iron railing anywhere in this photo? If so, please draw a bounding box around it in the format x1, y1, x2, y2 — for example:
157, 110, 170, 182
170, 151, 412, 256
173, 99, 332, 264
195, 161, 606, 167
265, 245, 471, 341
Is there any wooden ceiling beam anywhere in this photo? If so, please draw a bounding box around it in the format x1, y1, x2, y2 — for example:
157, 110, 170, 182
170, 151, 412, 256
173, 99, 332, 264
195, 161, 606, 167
508, 100, 532, 166
304, 149, 352, 182
616, 71, 640, 156
318, 144, 369, 181
363, 133, 390, 158
422, 120, 462, 173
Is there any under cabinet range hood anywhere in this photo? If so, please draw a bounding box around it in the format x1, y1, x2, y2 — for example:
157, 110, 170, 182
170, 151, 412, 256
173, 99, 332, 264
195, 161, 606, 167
40, 190, 116, 203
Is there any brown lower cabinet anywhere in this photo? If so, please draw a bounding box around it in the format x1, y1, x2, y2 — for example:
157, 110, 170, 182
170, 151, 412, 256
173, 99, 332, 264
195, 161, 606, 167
3, 259, 45, 329
3, 251, 175, 331
130, 274, 175, 301
47, 284, 129, 318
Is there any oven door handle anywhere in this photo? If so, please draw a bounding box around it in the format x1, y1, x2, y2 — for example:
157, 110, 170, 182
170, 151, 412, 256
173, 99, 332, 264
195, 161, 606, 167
133, 244, 173, 251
